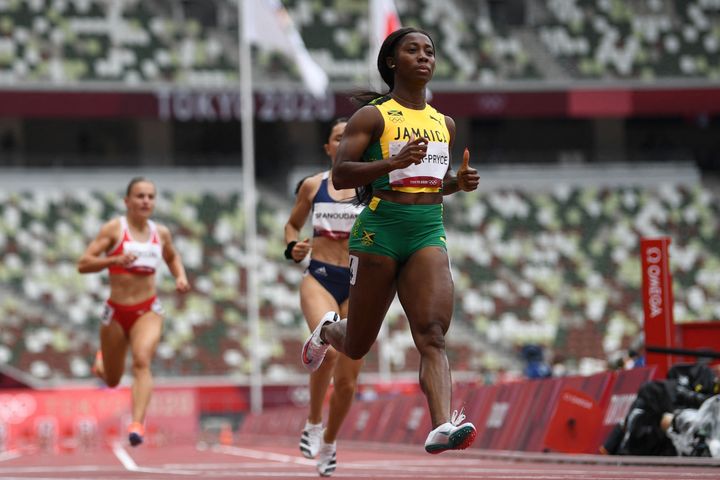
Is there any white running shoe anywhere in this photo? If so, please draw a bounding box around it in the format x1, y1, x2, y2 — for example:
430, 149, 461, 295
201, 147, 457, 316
299, 421, 323, 459
301, 312, 339, 371
316, 436, 337, 477
424, 408, 477, 454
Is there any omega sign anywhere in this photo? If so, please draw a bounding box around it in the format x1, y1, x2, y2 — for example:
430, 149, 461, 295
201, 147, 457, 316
645, 246, 665, 318
156, 90, 335, 122
640, 237, 675, 376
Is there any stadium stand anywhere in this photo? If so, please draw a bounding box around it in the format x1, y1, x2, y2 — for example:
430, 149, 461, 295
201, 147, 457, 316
536, 0, 720, 79
0, 0, 237, 85
1, 164, 718, 383
1, 0, 718, 87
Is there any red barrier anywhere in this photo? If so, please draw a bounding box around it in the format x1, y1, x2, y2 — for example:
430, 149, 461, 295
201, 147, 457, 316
676, 322, 720, 366
540, 371, 614, 453
473, 377, 583, 452
401, 383, 477, 447
0, 387, 198, 451
197, 386, 248, 413
234, 368, 658, 455
561, 371, 614, 400
353, 398, 395, 443
593, 367, 656, 451
263, 406, 305, 437
472, 382, 519, 450
376, 394, 424, 444
397, 395, 429, 445
458, 383, 493, 449
544, 388, 602, 453
511, 378, 566, 451
335, 399, 364, 440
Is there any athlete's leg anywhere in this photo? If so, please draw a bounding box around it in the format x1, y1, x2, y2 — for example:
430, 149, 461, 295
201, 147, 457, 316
322, 251, 398, 360
99, 321, 129, 387
397, 246, 454, 428
128, 312, 163, 424
324, 298, 361, 444
300, 275, 340, 425
324, 353, 362, 443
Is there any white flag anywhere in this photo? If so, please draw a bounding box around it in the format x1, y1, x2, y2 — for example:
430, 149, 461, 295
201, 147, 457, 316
243, 0, 328, 97
369, 0, 402, 57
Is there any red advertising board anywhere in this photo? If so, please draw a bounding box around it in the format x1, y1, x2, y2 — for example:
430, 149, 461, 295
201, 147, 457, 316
544, 388, 602, 453
593, 366, 656, 450
676, 322, 720, 366
233, 368, 657, 454
472, 381, 527, 450
640, 237, 676, 378
506, 378, 564, 451
0, 387, 197, 451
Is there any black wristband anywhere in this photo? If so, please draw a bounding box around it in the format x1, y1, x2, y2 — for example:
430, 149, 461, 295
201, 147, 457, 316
284, 241, 298, 261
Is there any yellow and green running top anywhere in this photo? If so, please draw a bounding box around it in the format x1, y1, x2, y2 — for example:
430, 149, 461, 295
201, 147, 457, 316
364, 96, 450, 194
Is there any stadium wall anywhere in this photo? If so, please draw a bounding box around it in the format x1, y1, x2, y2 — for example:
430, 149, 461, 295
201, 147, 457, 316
0, 368, 654, 454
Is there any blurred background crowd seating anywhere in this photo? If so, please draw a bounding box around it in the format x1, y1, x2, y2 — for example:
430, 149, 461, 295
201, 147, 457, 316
1, 163, 717, 384
0, 0, 718, 86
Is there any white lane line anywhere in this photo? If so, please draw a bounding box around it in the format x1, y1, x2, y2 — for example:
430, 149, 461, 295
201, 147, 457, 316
112, 441, 139, 471
0, 466, 123, 473
162, 462, 313, 470
212, 445, 315, 465
112, 441, 195, 475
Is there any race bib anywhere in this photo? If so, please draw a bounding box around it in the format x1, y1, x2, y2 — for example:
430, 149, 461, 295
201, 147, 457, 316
312, 202, 363, 239
123, 241, 162, 273
388, 141, 449, 188
349, 255, 359, 286
100, 303, 115, 325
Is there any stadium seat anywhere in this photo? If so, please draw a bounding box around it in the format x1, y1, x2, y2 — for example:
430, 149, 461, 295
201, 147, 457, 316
3, 180, 718, 381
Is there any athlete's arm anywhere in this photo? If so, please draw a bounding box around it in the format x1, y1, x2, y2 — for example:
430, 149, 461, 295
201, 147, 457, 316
284, 173, 321, 262
441, 116, 479, 195
159, 225, 190, 293
77, 219, 133, 273
332, 105, 428, 190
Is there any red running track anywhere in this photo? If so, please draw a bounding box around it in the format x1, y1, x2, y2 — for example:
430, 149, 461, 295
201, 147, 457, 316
0, 436, 718, 480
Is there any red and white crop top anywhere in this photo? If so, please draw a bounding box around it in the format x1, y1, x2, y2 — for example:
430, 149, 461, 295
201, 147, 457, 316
107, 216, 163, 275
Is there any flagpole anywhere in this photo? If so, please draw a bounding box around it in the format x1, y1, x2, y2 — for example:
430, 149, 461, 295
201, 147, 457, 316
367, 0, 390, 383
368, 0, 380, 92
238, 0, 263, 415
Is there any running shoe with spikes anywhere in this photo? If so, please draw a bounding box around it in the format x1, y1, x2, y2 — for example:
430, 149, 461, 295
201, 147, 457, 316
299, 421, 323, 459
316, 436, 337, 477
128, 421, 145, 447
424, 408, 477, 454
301, 312, 339, 372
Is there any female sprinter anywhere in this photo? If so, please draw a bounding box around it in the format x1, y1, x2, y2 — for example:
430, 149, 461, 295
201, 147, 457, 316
285, 118, 365, 476
78, 177, 190, 447
302, 27, 480, 455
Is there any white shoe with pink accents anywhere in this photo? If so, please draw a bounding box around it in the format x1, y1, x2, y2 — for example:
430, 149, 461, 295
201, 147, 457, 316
301, 312, 339, 371
424, 408, 477, 454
